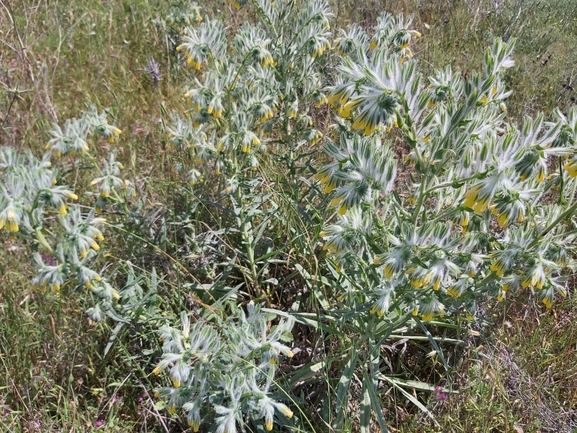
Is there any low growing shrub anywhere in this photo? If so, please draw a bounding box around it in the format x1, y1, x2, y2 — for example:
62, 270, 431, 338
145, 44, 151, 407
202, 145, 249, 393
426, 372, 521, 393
2, 0, 577, 431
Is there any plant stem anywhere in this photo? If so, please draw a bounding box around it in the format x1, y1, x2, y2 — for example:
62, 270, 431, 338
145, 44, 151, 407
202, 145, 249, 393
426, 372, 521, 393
529, 200, 577, 249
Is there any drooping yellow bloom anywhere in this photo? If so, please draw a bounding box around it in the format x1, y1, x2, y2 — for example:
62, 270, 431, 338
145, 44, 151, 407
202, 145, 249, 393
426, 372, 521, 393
489, 261, 505, 277
410, 278, 424, 288
446, 286, 460, 299
422, 312, 433, 321
276, 403, 294, 418
330, 196, 343, 208
7, 219, 19, 232
351, 117, 367, 131
497, 213, 508, 228
384, 264, 394, 279
472, 197, 490, 213
464, 185, 483, 208
370, 306, 384, 317
542, 297, 552, 309
564, 160, 577, 177
536, 167, 545, 183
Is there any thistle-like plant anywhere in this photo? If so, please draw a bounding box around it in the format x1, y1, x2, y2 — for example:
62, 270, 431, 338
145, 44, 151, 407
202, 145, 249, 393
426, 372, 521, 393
313, 14, 577, 427
166, 0, 334, 290
152, 304, 295, 433
0, 108, 134, 311
320, 25, 577, 318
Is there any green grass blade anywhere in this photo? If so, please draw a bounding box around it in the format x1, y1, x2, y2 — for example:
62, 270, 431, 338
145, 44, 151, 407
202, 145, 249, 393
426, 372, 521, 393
334, 343, 358, 427
414, 317, 449, 368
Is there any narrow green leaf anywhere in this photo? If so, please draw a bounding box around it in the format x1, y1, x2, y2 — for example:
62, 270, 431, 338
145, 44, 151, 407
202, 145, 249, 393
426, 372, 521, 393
359, 378, 371, 433
414, 317, 448, 368
334, 344, 358, 426
365, 371, 388, 433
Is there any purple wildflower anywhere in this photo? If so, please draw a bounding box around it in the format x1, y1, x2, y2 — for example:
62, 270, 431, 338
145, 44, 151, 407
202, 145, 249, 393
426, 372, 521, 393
433, 385, 448, 401
40, 253, 57, 266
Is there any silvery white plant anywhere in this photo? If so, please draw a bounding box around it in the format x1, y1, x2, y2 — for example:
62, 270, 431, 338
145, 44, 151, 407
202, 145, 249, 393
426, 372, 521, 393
152, 304, 295, 432
318, 14, 577, 323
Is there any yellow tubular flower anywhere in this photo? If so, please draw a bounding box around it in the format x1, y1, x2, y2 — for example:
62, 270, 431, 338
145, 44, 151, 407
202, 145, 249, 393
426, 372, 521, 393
276, 403, 294, 418
497, 213, 508, 228
411, 278, 423, 288
384, 264, 394, 279
472, 197, 489, 213
10, 220, 19, 232
422, 312, 433, 321
364, 124, 376, 136
490, 261, 505, 277
542, 297, 552, 309
330, 196, 343, 207
352, 117, 366, 131
464, 185, 482, 208
447, 287, 460, 299
536, 167, 545, 183
564, 160, 577, 177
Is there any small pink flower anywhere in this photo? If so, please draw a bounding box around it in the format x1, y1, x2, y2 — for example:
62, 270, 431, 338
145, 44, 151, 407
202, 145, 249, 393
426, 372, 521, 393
433, 385, 448, 401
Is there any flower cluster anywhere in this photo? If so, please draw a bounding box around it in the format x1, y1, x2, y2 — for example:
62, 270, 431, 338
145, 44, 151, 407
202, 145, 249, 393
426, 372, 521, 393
168, 0, 333, 196
317, 15, 577, 323
152, 305, 294, 433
